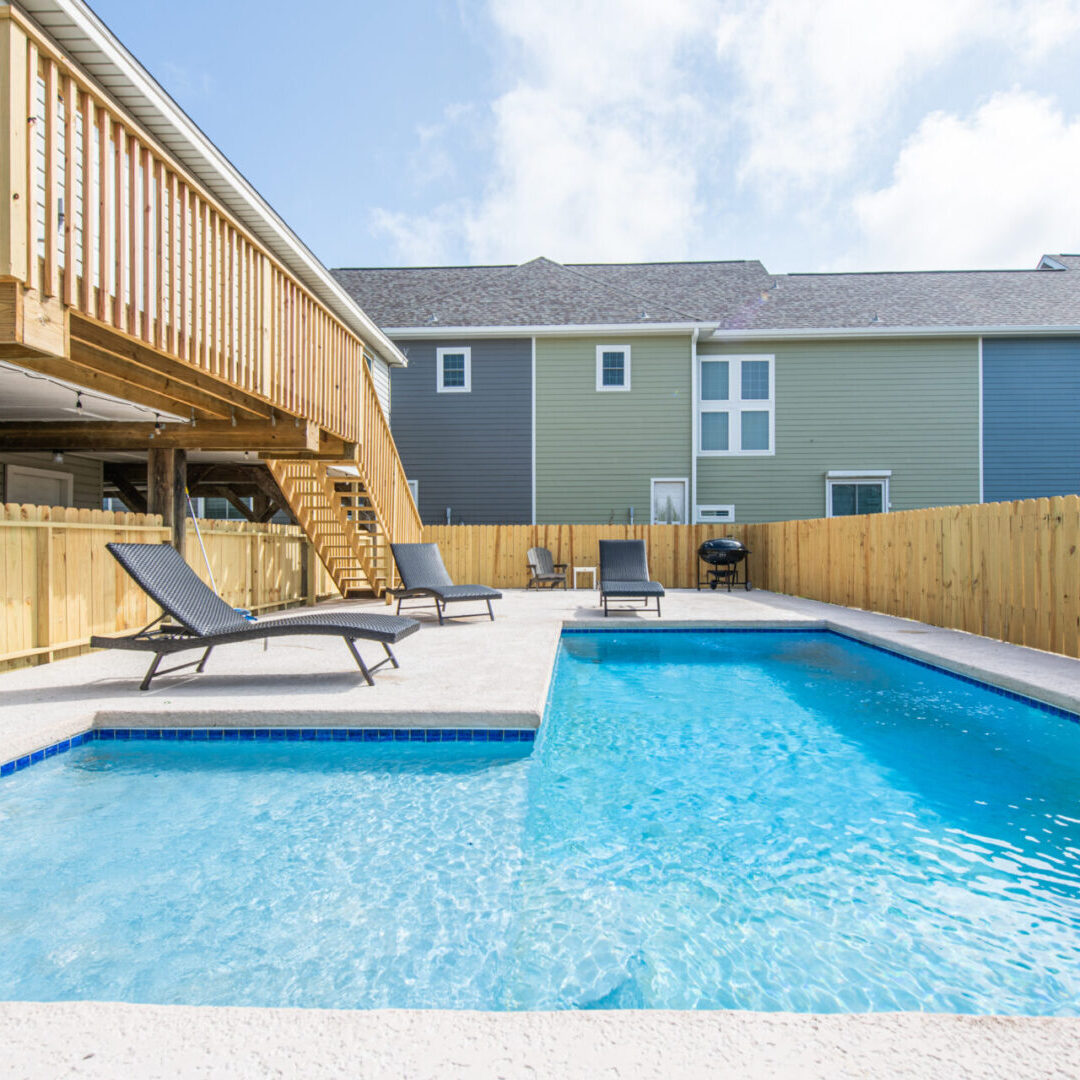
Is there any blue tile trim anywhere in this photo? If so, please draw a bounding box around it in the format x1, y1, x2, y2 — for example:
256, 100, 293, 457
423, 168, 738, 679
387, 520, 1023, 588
561, 626, 1080, 724
0, 726, 535, 781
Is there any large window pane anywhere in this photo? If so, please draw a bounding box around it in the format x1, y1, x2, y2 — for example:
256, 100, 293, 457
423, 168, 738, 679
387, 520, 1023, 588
831, 484, 857, 516
741, 360, 770, 400
741, 410, 770, 451
701, 411, 729, 451
442, 354, 466, 387
701, 360, 729, 400
601, 350, 626, 386
856, 483, 884, 514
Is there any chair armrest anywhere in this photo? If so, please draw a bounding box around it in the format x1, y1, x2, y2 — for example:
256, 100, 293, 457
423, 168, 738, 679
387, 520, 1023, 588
553, 563, 569, 570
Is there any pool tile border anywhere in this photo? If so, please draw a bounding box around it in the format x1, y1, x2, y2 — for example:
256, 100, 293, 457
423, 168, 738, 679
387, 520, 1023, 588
0, 727, 535, 780
562, 625, 1080, 724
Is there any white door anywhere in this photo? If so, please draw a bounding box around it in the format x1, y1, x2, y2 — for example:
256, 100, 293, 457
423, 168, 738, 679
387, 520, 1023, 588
651, 478, 688, 524
5, 465, 74, 507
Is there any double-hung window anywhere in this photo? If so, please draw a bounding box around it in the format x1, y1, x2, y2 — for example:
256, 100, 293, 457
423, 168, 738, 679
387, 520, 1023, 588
596, 345, 631, 391
436, 347, 471, 393
699, 354, 774, 455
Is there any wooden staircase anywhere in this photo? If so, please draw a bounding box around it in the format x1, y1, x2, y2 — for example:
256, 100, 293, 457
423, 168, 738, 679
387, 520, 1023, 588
267, 460, 394, 598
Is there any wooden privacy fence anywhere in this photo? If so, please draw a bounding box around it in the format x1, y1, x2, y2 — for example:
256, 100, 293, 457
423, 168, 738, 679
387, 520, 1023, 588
424, 495, 1080, 659
0, 504, 337, 670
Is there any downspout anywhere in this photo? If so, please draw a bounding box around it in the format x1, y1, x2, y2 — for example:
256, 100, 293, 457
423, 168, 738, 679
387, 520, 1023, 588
690, 328, 699, 523
977, 336, 984, 503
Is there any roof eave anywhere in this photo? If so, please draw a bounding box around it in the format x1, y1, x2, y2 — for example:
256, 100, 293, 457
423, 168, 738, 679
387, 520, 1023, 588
708, 324, 1080, 340
382, 322, 717, 338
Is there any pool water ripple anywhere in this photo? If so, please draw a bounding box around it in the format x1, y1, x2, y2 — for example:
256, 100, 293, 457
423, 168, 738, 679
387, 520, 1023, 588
1, 630, 1078, 1012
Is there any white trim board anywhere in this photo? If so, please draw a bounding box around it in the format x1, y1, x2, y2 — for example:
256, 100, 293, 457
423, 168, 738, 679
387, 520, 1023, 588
384, 322, 714, 339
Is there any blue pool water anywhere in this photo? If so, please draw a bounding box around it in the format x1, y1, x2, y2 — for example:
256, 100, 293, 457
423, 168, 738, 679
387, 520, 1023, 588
1, 630, 1079, 1013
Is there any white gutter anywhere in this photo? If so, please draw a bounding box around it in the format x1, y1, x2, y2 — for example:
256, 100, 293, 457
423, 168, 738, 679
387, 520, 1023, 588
708, 325, 1080, 341
11, 0, 406, 367
385, 322, 716, 339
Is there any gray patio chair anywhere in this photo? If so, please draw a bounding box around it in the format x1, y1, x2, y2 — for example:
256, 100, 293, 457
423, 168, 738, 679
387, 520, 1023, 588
598, 539, 665, 617
90, 542, 419, 690
526, 546, 568, 589
389, 542, 502, 624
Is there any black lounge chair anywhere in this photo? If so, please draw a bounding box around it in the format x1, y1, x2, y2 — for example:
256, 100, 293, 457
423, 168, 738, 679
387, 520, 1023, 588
526, 546, 567, 589
389, 542, 501, 624
90, 542, 420, 690
598, 539, 665, 617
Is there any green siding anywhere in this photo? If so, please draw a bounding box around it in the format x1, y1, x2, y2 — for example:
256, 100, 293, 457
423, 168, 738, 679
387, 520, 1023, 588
696, 338, 980, 521
536, 335, 692, 523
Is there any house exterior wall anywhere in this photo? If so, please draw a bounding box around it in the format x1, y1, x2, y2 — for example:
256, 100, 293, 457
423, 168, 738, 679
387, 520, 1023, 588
535, 334, 693, 523
983, 337, 1080, 502
0, 452, 103, 509
370, 356, 391, 416
389, 337, 532, 524
696, 337, 980, 521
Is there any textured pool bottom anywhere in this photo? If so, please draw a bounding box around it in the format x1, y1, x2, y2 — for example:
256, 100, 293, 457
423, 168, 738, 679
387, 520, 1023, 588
0, 727, 536, 778
1, 629, 1079, 1013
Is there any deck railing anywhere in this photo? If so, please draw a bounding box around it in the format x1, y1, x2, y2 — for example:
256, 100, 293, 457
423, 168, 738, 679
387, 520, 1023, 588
4, 9, 373, 446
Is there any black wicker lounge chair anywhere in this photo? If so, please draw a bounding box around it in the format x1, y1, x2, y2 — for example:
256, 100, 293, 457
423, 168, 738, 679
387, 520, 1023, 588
598, 539, 665, 617
389, 542, 501, 624
526, 546, 568, 589
90, 542, 420, 690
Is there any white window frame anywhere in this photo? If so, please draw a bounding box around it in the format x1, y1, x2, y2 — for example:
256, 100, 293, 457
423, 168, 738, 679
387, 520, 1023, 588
698, 354, 775, 457
650, 477, 689, 524
436, 346, 471, 393
407, 479, 419, 505
694, 503, 736, 524
596, 344, 631, 392
825, 470, 892, 517
5, 464, 74, 506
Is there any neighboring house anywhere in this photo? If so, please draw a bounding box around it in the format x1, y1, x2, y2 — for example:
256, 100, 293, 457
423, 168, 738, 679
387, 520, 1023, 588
333, 255, 1080, 525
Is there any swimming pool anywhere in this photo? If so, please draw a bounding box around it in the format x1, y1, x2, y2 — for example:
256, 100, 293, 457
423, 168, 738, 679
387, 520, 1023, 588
1, 629, 1078, 1012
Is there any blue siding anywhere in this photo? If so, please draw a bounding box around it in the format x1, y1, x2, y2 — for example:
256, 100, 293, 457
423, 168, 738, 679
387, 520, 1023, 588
983, 338, 1080, 502
390, 338, 532, 524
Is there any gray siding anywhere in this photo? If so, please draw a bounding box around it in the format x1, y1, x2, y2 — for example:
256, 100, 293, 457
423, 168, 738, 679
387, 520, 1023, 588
983, 338, 1080, 502
390, 338, 532, 524
0, 452, 103, 509
371, 356, 392, 416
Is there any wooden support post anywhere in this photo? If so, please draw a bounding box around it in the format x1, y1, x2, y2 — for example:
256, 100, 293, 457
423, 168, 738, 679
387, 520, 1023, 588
0, 17, 29, 280
35, 518, 54, 663
147, 446, 186, 551
302, 537, 317, 606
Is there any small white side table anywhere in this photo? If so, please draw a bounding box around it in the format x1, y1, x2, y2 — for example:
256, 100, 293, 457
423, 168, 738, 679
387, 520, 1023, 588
573, 565, 597, 590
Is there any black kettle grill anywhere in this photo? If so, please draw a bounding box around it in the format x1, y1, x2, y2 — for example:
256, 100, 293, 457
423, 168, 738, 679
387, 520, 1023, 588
696, 537, 752, 591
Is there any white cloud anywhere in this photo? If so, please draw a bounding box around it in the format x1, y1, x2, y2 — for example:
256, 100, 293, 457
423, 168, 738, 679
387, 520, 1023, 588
715, 0, 1080, 191
848, 91, 1080, 269
373, 0, 716, 264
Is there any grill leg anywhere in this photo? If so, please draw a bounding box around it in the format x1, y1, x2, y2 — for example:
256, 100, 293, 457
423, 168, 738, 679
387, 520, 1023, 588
140, 652, 164, 692
345, 638, 375, 686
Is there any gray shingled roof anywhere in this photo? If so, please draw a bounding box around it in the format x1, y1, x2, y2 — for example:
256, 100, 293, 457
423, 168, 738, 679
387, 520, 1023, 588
333, 254, 1080, 333
332, 257, 712, 328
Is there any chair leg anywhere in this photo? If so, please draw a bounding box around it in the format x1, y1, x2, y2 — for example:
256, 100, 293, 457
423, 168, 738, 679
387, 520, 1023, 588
383, 642, 399, 669
656, 596, 662, 617
487, 598, 495, 621
344, 638, 375, 686
196, 647, 213, 672
436, 599, 445, 626
140, 651, 165, 691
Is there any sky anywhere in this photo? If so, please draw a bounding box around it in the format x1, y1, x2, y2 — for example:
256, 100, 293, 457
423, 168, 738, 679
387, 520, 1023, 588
91, 0, 1080, 274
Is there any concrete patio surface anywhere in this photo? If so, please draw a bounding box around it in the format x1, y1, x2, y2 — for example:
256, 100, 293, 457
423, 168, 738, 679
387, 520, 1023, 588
1, 1001, 1078, 1080
3, 587, 1080, 1078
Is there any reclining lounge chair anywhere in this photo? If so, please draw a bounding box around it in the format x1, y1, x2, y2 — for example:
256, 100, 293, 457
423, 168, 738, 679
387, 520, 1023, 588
389, 542, 501, 624
598, 539, 665, 617
526, 546, 568, 589
90, 542, 420, 690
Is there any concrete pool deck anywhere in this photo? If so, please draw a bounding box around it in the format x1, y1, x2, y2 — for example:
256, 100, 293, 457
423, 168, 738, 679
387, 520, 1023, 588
2, 587, 1080, 1077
